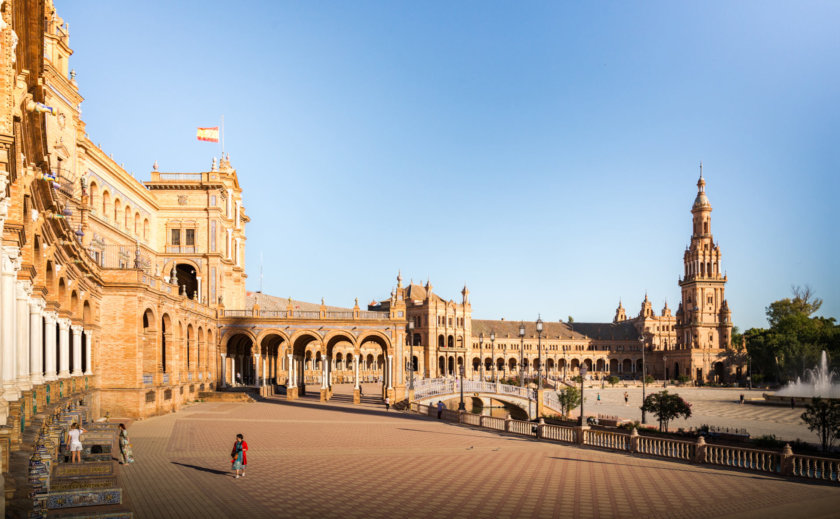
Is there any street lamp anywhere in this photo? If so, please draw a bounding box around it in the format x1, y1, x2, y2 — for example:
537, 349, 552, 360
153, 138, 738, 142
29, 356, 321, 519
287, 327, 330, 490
639, 331, 647, 424
748, 355, 752, 390
536, 316, 544, 390
407, 320, 415, 392
518, 323, 525, 388
479, 333, 484, 382
519, 322, 528, 418
564, 346, 568, 381
458, 364, 466, 411
490, 331, 496, 382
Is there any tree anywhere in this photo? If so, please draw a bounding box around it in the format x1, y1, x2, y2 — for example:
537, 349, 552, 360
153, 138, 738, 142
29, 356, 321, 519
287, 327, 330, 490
556, 387, 581, 418
801, 397, 840, 453
745, 287, 839, 383
640, 391, 692, 432
567, 316, 574, 323
607, 375, 620, 387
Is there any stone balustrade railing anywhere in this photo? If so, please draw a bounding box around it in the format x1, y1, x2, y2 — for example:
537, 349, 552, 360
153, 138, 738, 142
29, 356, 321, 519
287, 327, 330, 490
222, 309, 391, 320
408, 403, 840, 484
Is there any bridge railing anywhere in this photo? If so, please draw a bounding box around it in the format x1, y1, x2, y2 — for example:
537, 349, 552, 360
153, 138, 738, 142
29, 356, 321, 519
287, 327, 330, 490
406, 402, 837, 485
414, 377, 540, 406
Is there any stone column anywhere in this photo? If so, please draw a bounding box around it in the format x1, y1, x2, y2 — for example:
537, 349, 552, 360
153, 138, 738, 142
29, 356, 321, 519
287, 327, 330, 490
354, 354, 360, 389
71, 325, 83, 376
29, 299, 45, 385
388, 354, 394, 390
220, 352, 226, 388
262, 356, 267, 386
58, 319, 71, 378
84, 331, 93, 375
1, 247, 21, 400
287, 353, 295, 388
16, 280, 32, 390
43, 313, 58, 381
254, 353, 261, 386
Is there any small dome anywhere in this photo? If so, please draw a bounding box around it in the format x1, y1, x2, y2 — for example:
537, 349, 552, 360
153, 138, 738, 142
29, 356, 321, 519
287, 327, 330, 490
693, 192, 710, 209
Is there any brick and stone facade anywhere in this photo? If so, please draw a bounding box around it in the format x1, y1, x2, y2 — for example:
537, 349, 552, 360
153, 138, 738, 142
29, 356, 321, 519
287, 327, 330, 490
0, 0, 737, 478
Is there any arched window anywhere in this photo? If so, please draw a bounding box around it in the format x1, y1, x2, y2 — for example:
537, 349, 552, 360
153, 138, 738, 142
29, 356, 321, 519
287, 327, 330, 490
113, 198, 121, 226
143, 218, 150, 241
89, 182, 98, 211
102, 190, 110, 218
124, 206, 131, 230
134, 212, 141, 235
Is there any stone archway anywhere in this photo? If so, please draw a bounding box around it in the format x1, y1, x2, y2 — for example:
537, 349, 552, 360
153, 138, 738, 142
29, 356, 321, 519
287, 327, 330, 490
226, 333, 255, 386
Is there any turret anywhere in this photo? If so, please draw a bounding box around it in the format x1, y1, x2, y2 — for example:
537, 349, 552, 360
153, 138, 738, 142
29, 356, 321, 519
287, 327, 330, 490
613, 300, 626, 322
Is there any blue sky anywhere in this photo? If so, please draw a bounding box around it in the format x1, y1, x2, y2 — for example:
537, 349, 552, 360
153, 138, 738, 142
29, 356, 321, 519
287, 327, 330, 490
58, 1, 839, 330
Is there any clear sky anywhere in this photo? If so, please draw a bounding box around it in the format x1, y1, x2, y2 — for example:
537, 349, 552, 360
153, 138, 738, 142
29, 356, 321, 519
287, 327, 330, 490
57, 1, 839, 330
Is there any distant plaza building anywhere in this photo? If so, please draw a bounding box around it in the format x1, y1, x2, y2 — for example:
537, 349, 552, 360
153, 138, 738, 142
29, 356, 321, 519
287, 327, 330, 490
0, 0, 734, 473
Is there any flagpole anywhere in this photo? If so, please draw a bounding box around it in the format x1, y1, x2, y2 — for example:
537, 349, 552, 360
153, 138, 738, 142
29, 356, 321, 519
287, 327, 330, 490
221, 115, 225, 155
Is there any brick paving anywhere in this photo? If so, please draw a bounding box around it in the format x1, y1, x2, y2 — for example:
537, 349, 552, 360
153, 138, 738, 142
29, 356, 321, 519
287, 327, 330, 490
574, 386, 813, 440
116, 386, 840, 519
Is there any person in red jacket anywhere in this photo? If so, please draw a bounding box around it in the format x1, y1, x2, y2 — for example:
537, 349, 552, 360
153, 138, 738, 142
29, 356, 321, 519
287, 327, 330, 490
231, 433, 248, 479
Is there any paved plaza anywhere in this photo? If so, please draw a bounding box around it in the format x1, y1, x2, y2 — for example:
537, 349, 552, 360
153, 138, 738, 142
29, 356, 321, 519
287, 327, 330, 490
114, 385, 840, 519
568, 385, 812, 441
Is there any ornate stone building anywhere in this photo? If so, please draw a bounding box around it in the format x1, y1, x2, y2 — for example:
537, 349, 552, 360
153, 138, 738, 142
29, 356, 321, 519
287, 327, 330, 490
0, 0, 736, 480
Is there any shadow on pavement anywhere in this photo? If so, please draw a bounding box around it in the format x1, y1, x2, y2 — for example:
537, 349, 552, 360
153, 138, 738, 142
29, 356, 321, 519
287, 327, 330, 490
172, 461, 231, 476
548, 456, 771, 480
256, 393, 430, 421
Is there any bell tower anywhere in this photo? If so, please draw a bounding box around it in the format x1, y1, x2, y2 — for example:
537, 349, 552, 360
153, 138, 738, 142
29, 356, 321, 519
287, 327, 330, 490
677, 166, 732, 373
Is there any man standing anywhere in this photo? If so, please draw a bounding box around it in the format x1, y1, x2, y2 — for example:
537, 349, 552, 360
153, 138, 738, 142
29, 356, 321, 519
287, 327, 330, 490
437, 401, 444, 419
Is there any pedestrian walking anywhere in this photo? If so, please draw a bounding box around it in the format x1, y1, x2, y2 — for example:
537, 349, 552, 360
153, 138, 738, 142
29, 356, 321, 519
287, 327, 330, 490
118, 423, 134, 464
385, 396, 391, 412
597, 393, 601, 405
790, 397, 795, 409
739, 394, 745, 405
624, 392, 629, 406
231, 433, 248, 479
67, 422, 86, 464
436, 400, 444, 419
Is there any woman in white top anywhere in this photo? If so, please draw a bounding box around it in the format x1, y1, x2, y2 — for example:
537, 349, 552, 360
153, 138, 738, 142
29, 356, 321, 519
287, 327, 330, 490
68, 422, 87, 463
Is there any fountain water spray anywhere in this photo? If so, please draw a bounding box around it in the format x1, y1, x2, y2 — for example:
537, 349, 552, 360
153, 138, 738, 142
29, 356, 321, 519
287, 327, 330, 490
775, 351, 840, 399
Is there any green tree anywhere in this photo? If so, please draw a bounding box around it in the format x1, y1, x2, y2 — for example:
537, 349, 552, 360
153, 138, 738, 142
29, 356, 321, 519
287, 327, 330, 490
801, 397, 840, 453
567, 316, 574, 323
607, 376, 620, 387
556, 387, 581, 418
745, 287, 839, 382
640, 391, 692, 432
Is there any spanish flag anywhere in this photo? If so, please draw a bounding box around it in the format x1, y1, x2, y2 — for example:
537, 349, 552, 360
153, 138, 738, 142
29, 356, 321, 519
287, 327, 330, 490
197, 127, 219, 142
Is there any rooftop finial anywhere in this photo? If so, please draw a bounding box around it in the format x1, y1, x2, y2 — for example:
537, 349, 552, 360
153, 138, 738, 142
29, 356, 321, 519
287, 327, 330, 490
152, 160, 158, 171
698, 161, 706, 192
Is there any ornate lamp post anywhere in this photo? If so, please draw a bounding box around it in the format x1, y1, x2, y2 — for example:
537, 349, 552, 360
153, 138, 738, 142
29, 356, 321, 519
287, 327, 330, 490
518, 323, 525, 388
748, 355, 752, 390
407, 320, 415, 392
479, 332, 484, 381
490, 331, 496, 382
639, 331, 647, 424
458, 364, 466, 411
564, 345, 568, 381
536, 316, 544, 390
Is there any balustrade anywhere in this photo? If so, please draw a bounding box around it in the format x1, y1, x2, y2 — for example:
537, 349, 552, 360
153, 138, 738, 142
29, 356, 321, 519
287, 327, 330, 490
636, 436, 694, 460
508, 419, 537, 437
584, 429, 628, 451
703, 444, 780, 473
790, 455, 840, 482
541, 424, 576, 443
